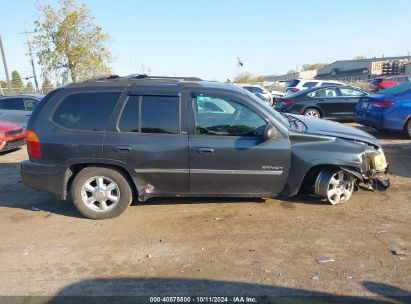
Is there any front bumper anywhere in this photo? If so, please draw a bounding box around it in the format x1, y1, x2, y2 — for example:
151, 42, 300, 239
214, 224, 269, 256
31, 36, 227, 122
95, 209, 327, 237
21, 160, 69, 198
0, 138, 26, 152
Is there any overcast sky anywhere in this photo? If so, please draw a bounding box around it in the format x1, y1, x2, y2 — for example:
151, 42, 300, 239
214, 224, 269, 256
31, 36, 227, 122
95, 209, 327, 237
1, 0, 410, 83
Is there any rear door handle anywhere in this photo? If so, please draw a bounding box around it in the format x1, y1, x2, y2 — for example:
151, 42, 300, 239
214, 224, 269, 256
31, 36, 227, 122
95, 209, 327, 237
26, 114, 31, 116
197, 147, 214, 153
114, 145, 132, 152
318, 99, 325, 102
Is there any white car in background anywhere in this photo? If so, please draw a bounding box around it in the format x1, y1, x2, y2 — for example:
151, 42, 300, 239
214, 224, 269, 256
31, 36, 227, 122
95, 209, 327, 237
286, 79, 345, 95
236, 84, 273, 101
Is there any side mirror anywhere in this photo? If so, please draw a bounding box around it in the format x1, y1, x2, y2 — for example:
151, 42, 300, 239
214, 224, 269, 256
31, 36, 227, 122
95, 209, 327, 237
264, 124, 280, 141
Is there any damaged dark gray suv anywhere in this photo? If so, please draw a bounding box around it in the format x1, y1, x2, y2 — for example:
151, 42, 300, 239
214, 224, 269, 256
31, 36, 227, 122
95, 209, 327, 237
21, 75, 389, 219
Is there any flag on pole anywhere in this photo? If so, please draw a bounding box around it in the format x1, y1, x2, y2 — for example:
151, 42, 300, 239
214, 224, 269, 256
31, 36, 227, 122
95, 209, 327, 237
237, 57, 243, 67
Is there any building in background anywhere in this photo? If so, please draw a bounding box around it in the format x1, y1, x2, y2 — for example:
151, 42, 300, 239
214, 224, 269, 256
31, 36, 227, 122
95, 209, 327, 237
268, 70, 317, 86
315, 56, 411, 82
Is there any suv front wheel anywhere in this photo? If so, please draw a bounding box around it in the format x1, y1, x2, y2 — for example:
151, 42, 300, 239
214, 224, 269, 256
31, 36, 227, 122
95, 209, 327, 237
71, 167, 133, 219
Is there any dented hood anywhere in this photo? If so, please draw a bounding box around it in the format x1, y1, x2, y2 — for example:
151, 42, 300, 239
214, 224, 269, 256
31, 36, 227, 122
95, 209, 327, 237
291, 114, 379, 146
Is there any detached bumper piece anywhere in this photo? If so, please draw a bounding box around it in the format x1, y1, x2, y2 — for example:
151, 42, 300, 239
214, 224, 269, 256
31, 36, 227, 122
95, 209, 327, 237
364, 166, 390, 192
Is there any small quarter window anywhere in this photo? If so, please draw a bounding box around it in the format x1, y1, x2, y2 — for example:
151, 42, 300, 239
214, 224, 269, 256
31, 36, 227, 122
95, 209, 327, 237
118, 96, 139, 132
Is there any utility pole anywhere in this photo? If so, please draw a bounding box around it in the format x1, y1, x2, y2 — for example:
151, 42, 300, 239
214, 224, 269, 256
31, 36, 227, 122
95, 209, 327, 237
21, 29, 39, 92
0, 33, 11, 91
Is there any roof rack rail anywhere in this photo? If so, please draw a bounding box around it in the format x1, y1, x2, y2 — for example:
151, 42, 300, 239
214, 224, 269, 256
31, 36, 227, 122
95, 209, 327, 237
85, 74, 120, 82
124, 74, 202, 81
123, 74, 149, 80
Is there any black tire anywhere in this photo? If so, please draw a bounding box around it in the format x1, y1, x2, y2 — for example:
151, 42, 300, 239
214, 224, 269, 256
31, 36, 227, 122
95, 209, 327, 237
71, 166, 133, 219
303, 108, 321, 119
405, 119, 411, 138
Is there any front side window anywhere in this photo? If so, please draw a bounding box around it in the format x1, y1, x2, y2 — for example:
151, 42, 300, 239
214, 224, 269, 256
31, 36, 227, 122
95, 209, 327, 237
53, 92, 121, 131
2, 98, 24, 110
141, 96, 180, 134
193, 95, 266, 137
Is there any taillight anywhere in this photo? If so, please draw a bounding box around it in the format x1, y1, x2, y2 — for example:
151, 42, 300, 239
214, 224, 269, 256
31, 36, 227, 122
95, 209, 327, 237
26, 130, 41, 157
282, 100, 295, 105
290, 88, 300, 92
372, 101, 394, 108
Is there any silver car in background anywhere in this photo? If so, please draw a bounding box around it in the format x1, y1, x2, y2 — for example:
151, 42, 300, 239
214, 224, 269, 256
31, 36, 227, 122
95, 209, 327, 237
0, 94, 44, 128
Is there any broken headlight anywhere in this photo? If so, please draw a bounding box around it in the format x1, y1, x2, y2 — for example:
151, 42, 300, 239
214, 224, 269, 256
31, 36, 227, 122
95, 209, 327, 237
372, 149, 387, 171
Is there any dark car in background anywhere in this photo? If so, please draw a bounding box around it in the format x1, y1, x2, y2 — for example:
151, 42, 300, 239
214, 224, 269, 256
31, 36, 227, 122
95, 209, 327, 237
276, 85, 367, 120
369, 75, 410, 93
0, 94, 44, 128
355, 83, 411, 136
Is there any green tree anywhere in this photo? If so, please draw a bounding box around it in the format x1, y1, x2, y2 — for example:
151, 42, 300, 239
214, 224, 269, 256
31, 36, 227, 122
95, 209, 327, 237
234, 72, 255, 83
42, 76, 54, 93
302, 63, 328, 71
11, 70, 24, 93
34, 0, 112, 82
0, 81, 8, 95
26, 81, 34, 93
286, 70, 296, 75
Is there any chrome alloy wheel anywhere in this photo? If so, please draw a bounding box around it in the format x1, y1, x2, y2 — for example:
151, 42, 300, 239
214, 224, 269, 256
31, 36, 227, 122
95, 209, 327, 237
304, 109, 320, 118
315, 169, 355, 205
80, 176, 120, 212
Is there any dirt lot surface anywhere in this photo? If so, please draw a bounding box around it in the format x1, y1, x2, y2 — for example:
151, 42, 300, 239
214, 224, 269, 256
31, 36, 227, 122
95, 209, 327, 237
0, 123, 410, 301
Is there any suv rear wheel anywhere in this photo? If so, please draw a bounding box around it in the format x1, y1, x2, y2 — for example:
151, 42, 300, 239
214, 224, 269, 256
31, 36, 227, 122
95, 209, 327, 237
71, 167, 133, 219
304, 108, 321, 119
314, 168, 354, 205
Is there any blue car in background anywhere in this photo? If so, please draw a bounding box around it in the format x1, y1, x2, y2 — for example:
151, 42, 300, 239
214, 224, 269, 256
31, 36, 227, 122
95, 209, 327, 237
354, 83, 411, 137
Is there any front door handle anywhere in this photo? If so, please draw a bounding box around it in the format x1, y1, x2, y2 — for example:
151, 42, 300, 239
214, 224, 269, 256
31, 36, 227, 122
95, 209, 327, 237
197, 147, 214, 153
114, 145, 132, 152
318, 98, 325, 102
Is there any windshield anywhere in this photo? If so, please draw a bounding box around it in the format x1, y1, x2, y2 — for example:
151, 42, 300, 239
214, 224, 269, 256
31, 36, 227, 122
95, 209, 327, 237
376, 83, 411, 95
243, 90, 289, 127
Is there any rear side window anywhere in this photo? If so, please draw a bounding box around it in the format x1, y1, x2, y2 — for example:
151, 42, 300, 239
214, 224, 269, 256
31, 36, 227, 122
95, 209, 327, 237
1, 98, 24, 110
340, 88, 365, 96
118, 95, 180, 134
141, 96, 180, 134
53, 92, 121, 131
287, 79, 300, 87
303, 82, 317, 88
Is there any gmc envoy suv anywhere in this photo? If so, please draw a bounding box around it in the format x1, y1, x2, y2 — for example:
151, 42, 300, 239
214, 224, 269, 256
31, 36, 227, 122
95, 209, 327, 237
21, 75, 389, 219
